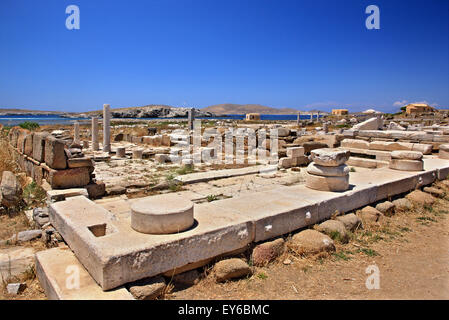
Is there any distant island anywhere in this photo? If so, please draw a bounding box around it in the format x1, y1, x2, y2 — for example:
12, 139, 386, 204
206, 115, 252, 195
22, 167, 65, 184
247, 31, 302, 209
201, 104, 302, 115
0, 104, 326, 118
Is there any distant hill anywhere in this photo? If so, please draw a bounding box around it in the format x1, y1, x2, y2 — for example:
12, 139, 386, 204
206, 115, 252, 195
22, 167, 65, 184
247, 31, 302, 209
202, 104, 299, 115
0, 108, 69, 115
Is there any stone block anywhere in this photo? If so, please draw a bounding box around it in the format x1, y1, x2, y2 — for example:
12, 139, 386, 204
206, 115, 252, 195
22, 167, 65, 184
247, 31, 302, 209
286, 146, 304, 158
67, 157, 94, 168
47, 188, 89, 202
16, 129, 28, 153
35, 247, 134, 300
389, 159, 423, 171
47, 168, 90, 189
278, 157, 292, 169
24, 133, 33, 156
49, 196, 254, 290
353, 117, 383, 130
86, 182, 106, 199
340, 139, 370, 149
161, 135, 171, 146
45, 136, 67, 169
155, 153, 170, 163
32, 132, 49, 162
310, 148, 350, 167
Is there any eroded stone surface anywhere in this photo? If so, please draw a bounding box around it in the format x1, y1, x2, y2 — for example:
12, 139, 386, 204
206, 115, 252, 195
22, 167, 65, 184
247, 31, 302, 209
130, 194, 194, 234
290, 229, 335, 255
310, 148, 350, 167
306, 163, 349, 177
305, 172, 349, 192
213, 258, 251, 282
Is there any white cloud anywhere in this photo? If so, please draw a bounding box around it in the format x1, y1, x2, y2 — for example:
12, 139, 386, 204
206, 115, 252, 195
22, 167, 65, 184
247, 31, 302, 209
393, 100, 408, 107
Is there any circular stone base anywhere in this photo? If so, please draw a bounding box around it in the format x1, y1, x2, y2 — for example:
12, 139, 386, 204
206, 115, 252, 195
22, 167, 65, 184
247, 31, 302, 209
131, 194, 194, 234
389, 159, 423, 171
391, 150, 423, 160
305, 172, 349, 192
306, 163, 349, 177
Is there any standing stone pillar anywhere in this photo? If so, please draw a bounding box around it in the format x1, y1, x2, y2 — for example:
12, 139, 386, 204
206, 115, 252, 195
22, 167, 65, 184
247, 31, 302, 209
188, 108, 195, 131
91, 117, 99, 151
310, 113, 313, 121
323, 122, 328, 133
116, 147, 126, 158
103, 104, 111, 153
296, 111, 301, 126
305, 148, 350, 192
73, 121, 80, 145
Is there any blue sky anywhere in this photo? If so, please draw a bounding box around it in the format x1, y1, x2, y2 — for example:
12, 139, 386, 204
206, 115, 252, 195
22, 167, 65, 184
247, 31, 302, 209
0, 0, 448, 113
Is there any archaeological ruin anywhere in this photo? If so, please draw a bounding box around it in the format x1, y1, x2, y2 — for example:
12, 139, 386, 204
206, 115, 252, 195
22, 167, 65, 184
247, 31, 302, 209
2, 105, 449, 300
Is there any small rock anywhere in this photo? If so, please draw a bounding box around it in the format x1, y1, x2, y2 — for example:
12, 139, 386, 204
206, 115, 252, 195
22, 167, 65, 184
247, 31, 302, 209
358, 206, 383, 224
290, 229, 335, 255
6, 283, 26, 295
213, 258, 251, 282
106, 186, 126, 196
423, 187, 445, 198
33, 207, 49, 218
406, 190, 435, 205
376, 201, 395, 216
315, 220, 349, 242
392, 198, 413, 211
172, 269, 201, 286
336, 213, 363, 231
283, 259, 292, 265
35, 216, 50, 227
251, 238, 285, 266
0, 171, 22, 208
13, 230, 42, 242
127, 276, 166, 300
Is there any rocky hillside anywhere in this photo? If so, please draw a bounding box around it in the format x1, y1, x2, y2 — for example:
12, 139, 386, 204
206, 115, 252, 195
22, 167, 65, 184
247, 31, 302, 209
201, 104, 299, 115
80, 105, 215, 118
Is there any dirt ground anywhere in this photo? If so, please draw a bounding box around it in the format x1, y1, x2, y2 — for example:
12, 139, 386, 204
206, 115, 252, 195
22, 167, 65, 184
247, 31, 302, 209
169, 190, 449, 300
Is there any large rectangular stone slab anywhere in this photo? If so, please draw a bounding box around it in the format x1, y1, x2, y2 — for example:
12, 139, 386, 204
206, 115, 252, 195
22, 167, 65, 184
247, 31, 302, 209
47, 167, 90, 189
35, 247, 134, 300
49, 196, 254, 290
48, 157, 448, 291
175, 165, 276, 184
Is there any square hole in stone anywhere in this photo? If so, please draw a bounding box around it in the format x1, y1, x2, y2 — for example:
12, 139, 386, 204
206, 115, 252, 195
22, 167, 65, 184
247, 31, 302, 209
87, 223, 116, 237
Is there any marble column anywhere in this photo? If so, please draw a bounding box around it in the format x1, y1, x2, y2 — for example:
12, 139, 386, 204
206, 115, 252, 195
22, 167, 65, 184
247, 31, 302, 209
102, 104, 111, 152
296, 111, 301, 126
73, 121, 80, 145
91, 117, 99, 151
188, 108, 195, 131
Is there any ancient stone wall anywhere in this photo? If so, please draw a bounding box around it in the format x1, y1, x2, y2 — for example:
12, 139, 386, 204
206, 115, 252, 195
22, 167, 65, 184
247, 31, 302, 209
7, 127, 102, 195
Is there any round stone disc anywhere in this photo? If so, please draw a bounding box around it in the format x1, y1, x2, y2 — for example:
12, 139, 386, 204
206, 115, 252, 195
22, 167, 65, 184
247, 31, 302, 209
131, 194, 194, 234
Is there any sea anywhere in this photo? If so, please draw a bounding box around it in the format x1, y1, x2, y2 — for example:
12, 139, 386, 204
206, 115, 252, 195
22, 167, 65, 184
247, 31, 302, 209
0, 114, 321, 126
